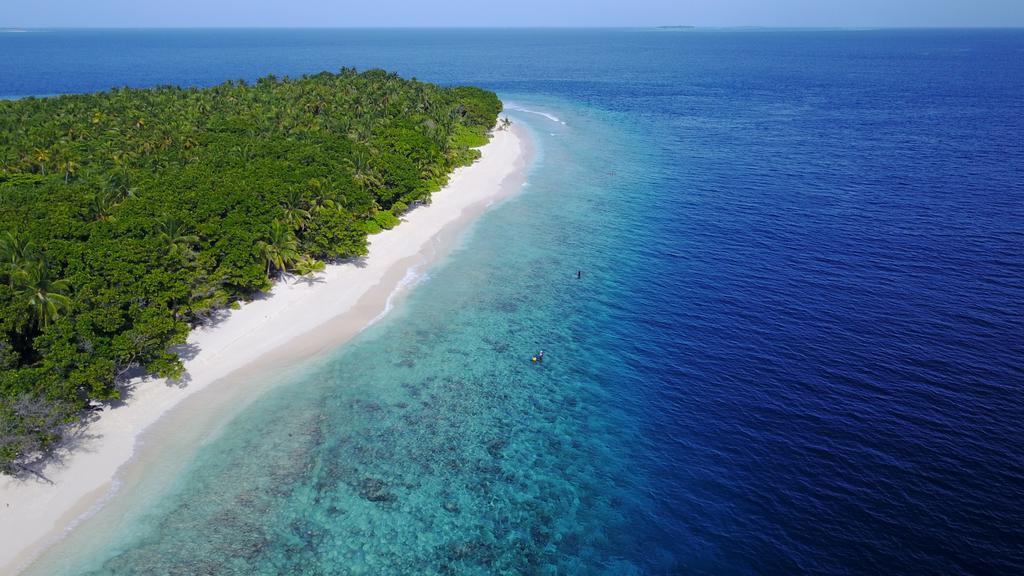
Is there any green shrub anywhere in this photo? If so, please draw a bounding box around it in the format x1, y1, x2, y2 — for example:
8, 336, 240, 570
0, 69, 501, 473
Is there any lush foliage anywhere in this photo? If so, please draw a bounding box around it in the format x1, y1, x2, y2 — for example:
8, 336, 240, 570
0, 69, 501, 474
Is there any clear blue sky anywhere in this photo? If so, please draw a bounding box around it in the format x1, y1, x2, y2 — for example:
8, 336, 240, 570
4, 0, 1023, 28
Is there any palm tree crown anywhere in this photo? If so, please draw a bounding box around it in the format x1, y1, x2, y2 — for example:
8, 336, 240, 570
281, 189, 311, 231
157, 216, 200, 259
257, 220, 300, 277
14, 259, 72, 329
1, 233, 39, 287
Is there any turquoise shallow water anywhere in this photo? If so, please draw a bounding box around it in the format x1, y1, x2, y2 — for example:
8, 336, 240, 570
31, 105, 661, 575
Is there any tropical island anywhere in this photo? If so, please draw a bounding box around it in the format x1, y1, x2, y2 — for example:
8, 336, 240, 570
0, 69, 502, 476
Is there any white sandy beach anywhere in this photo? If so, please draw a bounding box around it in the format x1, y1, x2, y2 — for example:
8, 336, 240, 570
0, 123, 530, 574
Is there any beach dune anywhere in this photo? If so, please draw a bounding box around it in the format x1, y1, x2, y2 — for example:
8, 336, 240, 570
0, 123, 529, 574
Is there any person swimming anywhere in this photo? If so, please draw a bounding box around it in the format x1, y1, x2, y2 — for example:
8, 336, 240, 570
532, 350, 545, 363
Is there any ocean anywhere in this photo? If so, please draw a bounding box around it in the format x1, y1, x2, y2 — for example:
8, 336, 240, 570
3, 28, 1023, 574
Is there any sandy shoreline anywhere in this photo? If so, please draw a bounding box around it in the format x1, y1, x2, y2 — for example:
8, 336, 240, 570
0, 122, 530, 574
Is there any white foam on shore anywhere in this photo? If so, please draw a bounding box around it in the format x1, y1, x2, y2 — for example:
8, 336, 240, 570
367, 265, 429, 327
506, 105, 566, 125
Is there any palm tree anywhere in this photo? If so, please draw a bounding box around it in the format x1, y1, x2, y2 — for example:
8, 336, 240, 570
345, 150, 381, 191
51, 141, 80, 184
32, 148, 49, 175
62, 158, 79, 183
281, 189, 311, 231
306, 178, 331, 210
417, 90, 433, 114
257, 221, 299, 278
1, 233, 38, 287
89, 191, 118, 222
14, 260, 72, 330
292, 255, 325, 277
156, 217, 199, 260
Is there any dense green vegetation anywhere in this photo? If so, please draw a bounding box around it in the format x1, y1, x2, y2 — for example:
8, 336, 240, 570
0, 69, 501, 475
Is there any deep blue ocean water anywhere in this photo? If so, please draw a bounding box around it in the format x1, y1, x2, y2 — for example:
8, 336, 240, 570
4, 29, 1024, 575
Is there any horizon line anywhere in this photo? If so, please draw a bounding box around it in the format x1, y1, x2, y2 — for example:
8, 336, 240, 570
3, 25, 1024, 31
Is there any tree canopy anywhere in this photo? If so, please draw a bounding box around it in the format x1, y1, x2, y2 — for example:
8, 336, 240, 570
0, 69, 501, 474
